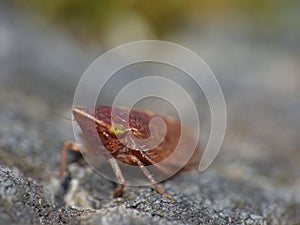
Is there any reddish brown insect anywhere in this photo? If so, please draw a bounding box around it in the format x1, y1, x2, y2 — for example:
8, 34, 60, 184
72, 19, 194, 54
59, 106, 200, 202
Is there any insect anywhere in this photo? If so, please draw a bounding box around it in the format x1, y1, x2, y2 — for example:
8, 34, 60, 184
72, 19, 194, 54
59, 106, 200, 202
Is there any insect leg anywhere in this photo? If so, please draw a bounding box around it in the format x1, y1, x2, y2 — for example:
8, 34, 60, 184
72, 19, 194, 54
140, 150, 173, 175
124, 154, 175, 202
59, 141, 83, 177
108, 157, 125, 197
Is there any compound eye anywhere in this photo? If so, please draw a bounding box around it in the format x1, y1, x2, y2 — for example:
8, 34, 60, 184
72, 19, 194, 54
109, 124, 126, 136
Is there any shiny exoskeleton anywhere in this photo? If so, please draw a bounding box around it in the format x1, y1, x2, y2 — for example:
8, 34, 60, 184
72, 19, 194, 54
59, 106, 201, 202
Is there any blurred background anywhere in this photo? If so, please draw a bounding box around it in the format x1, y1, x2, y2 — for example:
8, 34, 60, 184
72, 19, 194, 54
0, 0, 299, 195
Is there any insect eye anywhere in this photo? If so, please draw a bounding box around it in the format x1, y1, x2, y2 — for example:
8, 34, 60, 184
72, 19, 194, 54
109, 124, 126, 136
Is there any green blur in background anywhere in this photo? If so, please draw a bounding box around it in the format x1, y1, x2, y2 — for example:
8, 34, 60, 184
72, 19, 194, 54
13, 0, 300, 48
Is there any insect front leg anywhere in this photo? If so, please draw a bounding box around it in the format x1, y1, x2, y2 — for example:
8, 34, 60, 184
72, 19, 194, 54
108, 157, 125, 197
59, 141, 84, 176
117, 154, 175, 202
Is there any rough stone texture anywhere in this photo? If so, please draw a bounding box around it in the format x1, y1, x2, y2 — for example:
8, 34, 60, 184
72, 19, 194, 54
0, 2, 300, 225
0, 164, 85, 224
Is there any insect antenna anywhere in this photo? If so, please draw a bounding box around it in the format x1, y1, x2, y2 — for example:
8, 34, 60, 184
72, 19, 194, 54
50, 109, 75, 121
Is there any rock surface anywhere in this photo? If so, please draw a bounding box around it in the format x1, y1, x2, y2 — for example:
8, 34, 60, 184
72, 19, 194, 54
0, 2, 300, 225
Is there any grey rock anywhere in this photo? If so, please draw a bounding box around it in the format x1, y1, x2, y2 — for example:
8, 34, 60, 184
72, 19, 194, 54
0, 164, 83, 225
